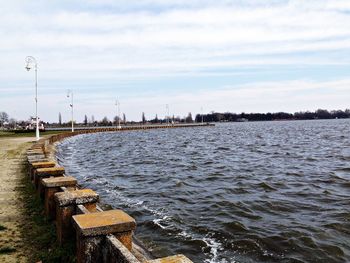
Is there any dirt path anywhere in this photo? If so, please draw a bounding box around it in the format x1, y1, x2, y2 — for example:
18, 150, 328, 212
0, 137, 34, 262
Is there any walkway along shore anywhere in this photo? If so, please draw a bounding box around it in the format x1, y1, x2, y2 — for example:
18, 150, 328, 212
0, 137, 33, 262
25, 123, 213, 262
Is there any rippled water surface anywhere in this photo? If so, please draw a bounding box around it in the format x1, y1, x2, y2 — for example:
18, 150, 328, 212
57, 120, 350, 263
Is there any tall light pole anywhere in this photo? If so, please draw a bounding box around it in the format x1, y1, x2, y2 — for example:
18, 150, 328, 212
67, 90, 74, 132
115, 99, 121, 129
25, 56, 39, 141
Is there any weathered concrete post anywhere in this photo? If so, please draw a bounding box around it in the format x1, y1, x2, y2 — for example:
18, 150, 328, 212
35, 167, 65, 198
54, 189, 99, 244
41, 176, 77, 219
146, 255, 193, 263
72, 209, 136, 263
34, 167, 65, 189
29, 161, 56, 181
26, 149, 44, 155
105, 235, 141, 263
27, 155, 47, 164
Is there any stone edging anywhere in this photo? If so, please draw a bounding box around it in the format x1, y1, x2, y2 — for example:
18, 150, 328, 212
27, 125, 212, 262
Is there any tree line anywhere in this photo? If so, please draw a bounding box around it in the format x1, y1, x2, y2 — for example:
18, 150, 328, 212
53, 112, 194, 127
1, 109, 349, 129
194, 109, 350, 122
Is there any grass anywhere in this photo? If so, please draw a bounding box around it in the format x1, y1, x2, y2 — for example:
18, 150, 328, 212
0, 224, 6, 231
0, 130, 67, 138
17, 158, 76, 262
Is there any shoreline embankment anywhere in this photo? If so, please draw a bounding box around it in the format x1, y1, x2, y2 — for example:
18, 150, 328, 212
26, 123, 213, 262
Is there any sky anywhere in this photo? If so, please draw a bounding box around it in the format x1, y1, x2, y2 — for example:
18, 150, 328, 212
1, 0, 350, 122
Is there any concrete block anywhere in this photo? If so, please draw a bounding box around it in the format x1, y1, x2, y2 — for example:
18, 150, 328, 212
27, 153, 46, 158
36, 167, 65, 177
72, 210, 136, 263
42, 176, 77, 188
76, 235, 104, 263
34, 167, 65, 189
27, 150, 45, 156
56, 204, 75, 244
31, 145, 44, 149
146, 255, 193, 263
55, 189, 99, 244
55, 189, 99, 207
31, 161, 56, 169
27, 153, 46, 157
42, 176, 77, 219
27, 156, 47, 164
28, 160, 49, 178
105, 235, 140, 263
29, 161, 56, 181
73, 209, 136, 237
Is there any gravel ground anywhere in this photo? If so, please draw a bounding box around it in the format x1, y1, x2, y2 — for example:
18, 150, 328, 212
0, 137, 33, 262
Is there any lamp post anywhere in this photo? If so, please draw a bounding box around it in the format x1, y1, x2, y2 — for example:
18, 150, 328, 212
67, 90, 74, 132
115, 99, 121, 129
25, 56, 39, 141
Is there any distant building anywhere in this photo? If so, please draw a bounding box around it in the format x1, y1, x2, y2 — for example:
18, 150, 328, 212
25, 117, 45, 131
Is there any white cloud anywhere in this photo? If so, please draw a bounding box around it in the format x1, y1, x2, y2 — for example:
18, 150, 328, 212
2, 78, 349, 122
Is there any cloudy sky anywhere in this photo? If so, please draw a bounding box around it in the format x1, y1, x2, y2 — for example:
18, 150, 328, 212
1, 0, 350, 122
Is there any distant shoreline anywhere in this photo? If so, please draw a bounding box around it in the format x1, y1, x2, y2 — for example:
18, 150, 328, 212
194, 109, 350, 123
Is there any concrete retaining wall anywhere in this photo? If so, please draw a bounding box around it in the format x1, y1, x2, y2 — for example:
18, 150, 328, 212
27, 124, 212, 262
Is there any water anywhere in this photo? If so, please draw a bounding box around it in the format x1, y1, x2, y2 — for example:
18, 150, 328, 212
56, 119, 350, 263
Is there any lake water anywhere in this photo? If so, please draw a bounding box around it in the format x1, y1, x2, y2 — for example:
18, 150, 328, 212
56, 119, 350, 263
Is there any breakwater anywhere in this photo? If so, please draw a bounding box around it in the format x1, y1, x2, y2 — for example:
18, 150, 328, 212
26, 124, 212, 262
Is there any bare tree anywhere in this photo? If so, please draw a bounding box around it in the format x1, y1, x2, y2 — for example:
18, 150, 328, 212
142, 112, 146, 124
9, 118, 16, 129
185, 112, 193, 123
101, 116, 109, 126
113, 115, 120, 124
0, 112, 9, 127
84, 115, 88, 126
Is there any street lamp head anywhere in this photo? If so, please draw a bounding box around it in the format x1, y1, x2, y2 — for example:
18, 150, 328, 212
25, 56, 36, 71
